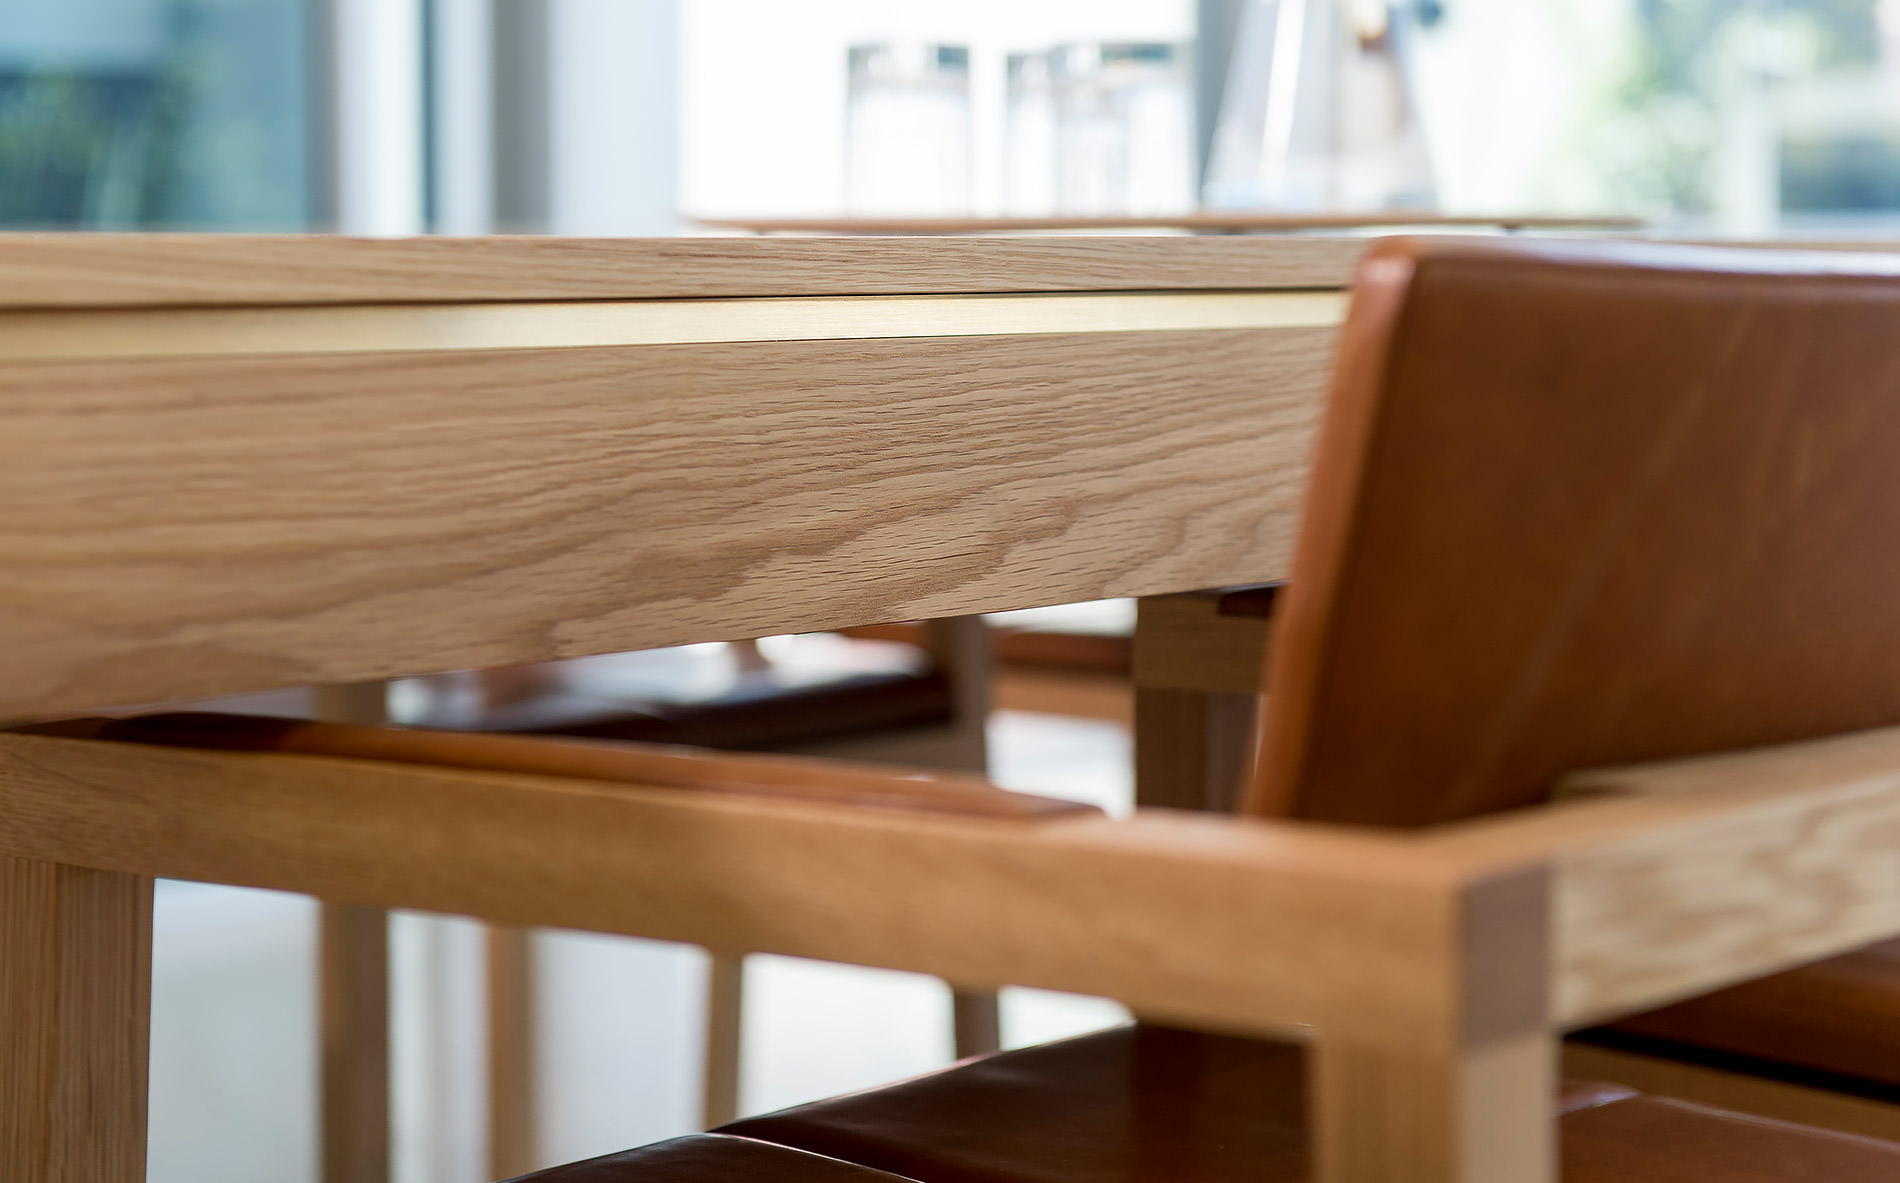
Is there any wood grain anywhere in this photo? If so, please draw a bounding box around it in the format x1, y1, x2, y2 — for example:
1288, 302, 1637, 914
1316, 1035, 1555, 1183
1422, 723, 1900, 1030
0, 730, 1470, 1048
0, 327, 1330, 718
0, 855, 152, 1183
0, 233, 1370, 309
1315, 866, 1554, 1183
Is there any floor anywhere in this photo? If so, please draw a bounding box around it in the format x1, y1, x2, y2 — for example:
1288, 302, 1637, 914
145, 707, 1132, 1183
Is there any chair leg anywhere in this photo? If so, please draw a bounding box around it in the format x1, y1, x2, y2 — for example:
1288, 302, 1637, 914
0, 855, 153, 1183
950, 990, 1001, 1058
321, 903, 390, 1183
924, 617, 1005, 1059
701, 952, 746, 1128
487, 924, 537, 1179
315, 682, 392, 1183
1313, 1033, 1556, 1183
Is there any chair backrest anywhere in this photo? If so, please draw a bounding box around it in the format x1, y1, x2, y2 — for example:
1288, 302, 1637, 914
0, 234, 1359, 720
1251, 237, 1900, 827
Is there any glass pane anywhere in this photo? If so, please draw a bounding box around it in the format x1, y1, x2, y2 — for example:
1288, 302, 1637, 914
0, 0, 312, 229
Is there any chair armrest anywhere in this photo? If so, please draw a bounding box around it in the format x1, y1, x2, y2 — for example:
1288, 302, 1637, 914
1424, 723, 1900, 1030
0, 724, 1487, 1047
10, 716, 1900, 1041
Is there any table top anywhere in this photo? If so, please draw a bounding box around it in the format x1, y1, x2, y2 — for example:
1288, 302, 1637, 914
694, 212, 1649, 236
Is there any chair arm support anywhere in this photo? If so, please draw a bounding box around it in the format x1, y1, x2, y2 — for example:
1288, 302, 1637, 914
0, 727, 1512, 1051
1425, 723, 1900, 1029
13, 719, 1898, 1044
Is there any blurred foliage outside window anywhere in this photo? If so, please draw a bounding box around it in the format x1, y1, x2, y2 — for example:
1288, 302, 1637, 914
1557, 0, 1900, 228
0, 0, 311, 229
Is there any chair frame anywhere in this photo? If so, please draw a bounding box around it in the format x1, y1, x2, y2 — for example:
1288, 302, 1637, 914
12, 711, 1900, 1183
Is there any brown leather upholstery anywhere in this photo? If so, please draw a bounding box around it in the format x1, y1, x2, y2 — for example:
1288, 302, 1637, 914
503, 1134, 920, 1182
1603, 937, 1900, 1091
721, 1025, 1900, 1181
1560, 1096, 1900, 1180
415, 669, 957, 752
77, 712, 1096, 820
724, 1025, 1315, 1183
1248, 240, 1900, 826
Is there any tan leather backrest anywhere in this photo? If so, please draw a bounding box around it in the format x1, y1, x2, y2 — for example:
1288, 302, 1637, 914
1252, 237, 1900, 826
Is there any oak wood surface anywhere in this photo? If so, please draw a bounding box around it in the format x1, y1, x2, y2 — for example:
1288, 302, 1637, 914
0, 327, 1329, 718
25, 713, 1900, 1055
1315, 1035, 1555, 1183
0, 234, 1369, 309
0, 855, 152, 1183
1426, 723, 1900, 1029
0, 730, 1474, 1049
1314, 864, 1554, 1183
20, 715, 1900, 1178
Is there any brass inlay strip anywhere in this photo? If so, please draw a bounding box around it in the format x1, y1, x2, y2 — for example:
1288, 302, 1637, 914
0, 290, 1347, 362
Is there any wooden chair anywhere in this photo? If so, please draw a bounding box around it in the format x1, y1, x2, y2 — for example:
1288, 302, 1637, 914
696, 235, 1900, 1180
15, 233, 1900, 1183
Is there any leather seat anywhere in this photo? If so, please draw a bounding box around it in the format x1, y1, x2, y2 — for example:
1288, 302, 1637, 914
718, 1024, 1900, 1182
1599, 937, 1900, 1093
504, 1133, 917, 1182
